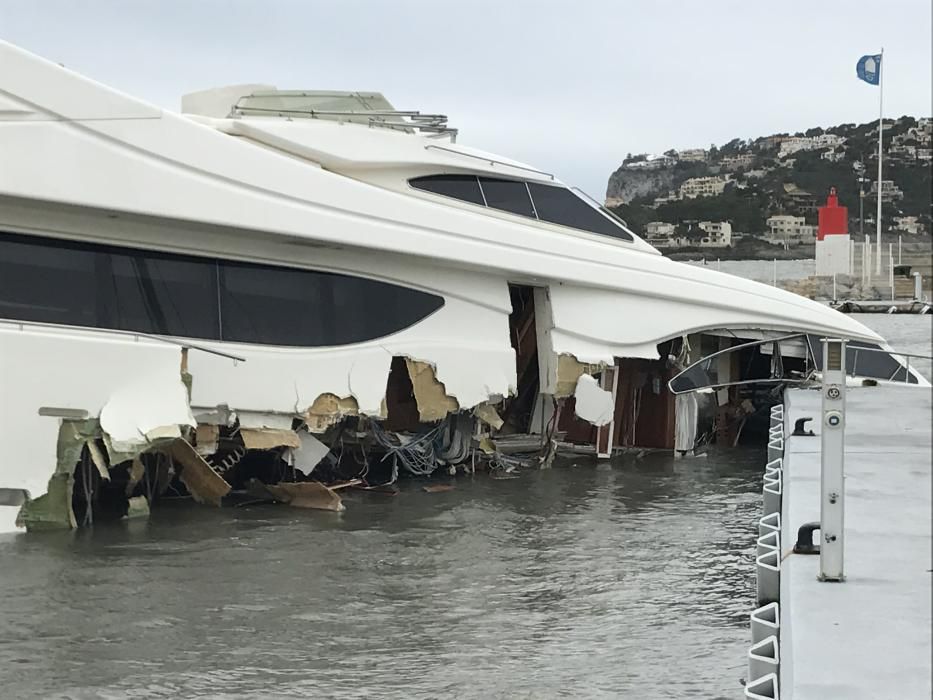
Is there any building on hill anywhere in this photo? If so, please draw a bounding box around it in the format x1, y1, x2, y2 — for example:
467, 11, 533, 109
778, 134, 846, 158
821, 148, 845, 162
720, 154, 755, 171
644, 221, 677, 246
679, 175, 729, 199
870, 180, 904, 201
624, 153, 675, 170
888, 144, 916, 160
766, 214, 815, 245
697, 221, 732, 247
678, 148, 707, 162
781, 183, 817, 217
652, 190, 679, 207
893, 216, 925, 235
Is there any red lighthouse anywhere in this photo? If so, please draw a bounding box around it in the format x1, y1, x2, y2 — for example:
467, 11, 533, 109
817, 187, 848, 240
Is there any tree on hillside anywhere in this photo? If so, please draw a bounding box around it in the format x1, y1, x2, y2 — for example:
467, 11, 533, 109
720, 138, 745, 156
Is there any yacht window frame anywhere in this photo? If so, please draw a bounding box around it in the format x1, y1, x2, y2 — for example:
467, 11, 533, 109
408, 174, 635, 244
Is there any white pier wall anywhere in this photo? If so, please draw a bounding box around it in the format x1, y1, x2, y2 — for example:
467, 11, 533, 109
780, 385, 932, 699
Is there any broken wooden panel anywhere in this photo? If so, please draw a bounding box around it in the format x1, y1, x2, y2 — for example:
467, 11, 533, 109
405, 358, 459, 422
472, 402, 504, 430
165, 439, 231, 506
555, 354, 603, 398
86, 438, 110, 481
595, 367, 620, 459
195, 424, 220, 456
304, 393, 359, 433
240, 428, 301, 450
125, 456, 146, 495
262, 481, 344, 512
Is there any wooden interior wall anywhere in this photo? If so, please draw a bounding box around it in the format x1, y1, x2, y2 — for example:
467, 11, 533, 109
613, 358, 676, 450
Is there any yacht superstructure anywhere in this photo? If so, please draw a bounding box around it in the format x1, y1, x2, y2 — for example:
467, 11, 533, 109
0, 41, 922, 533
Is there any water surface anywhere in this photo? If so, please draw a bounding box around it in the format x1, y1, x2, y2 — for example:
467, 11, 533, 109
0, 449, 762, 699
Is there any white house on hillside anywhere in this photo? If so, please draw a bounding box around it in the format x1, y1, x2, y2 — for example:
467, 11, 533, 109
697, 221, 732, 247
766, 215, 815, 244
679, 175, 729, 199
678, 148, 707, 162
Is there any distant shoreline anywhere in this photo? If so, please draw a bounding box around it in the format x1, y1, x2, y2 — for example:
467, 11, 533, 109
663, 243, 815, 261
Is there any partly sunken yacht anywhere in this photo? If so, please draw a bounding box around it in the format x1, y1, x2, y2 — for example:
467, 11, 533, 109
0, 41, 923, 533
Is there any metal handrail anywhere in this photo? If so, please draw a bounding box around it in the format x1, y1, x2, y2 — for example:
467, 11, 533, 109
423, 144, 555, 179
845, 345, 932, 361
2, 318, 246, 362
232, 105, 458, 137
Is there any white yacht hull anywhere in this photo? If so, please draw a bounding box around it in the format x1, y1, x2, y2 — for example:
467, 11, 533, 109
0, 41, 902, 533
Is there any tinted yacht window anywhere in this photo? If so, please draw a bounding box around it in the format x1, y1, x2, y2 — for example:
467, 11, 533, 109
0, 233, 221, 338
100, 252, 219, 338
220, 262, 443, 346
0, 231, 444, 347
409, 175, 485, 205
528, 183, 633, 241
478, 178, 535, 217
0, 233, 98, 328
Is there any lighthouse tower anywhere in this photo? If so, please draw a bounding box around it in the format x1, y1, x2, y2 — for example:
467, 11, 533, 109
815, 187, 850, 276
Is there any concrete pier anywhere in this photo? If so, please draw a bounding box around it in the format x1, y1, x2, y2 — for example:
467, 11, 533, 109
780, 385, 931, 699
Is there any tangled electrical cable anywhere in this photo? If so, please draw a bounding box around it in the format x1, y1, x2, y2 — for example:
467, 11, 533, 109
370, 419, 449, 477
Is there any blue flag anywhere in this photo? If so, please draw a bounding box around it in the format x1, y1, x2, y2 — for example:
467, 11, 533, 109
856, 54, 882, 85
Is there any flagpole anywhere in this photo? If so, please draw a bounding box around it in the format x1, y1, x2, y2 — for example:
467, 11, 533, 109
875, 47, 884, 276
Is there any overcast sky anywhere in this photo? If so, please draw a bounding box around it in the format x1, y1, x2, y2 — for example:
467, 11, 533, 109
2, 0, 931, 196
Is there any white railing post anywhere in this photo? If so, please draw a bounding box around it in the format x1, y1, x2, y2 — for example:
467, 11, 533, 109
889, 243, 895, 300
820, 338, 846, 582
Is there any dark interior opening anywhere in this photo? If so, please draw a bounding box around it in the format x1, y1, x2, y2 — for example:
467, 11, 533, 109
499, 284, 540, 434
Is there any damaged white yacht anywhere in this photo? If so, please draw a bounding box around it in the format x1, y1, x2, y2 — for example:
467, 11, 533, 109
0, 41, 922, 533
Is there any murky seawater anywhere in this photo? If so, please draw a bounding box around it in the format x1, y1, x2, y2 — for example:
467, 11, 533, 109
0, 448, 763, 699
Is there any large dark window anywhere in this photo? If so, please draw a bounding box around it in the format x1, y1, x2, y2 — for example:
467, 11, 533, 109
219, 261, 442, 346
478, 177, 535, 217
527, 183, 634, 241
409, 175, 485, 205
409, 173, 634, 242
0, 231, 444, 347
